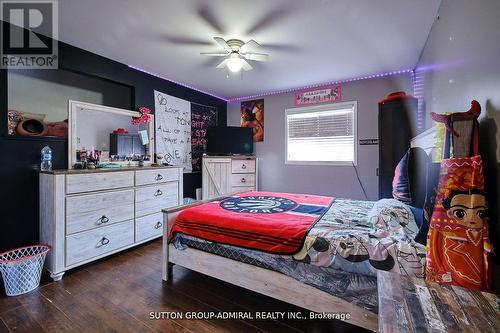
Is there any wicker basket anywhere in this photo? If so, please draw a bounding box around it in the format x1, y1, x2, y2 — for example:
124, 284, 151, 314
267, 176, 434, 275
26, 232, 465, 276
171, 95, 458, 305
0, 245, 51, 296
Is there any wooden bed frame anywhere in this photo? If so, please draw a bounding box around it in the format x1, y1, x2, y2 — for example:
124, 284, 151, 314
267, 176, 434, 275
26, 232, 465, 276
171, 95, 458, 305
162, 127, 437, 332
162, 199, 378, 331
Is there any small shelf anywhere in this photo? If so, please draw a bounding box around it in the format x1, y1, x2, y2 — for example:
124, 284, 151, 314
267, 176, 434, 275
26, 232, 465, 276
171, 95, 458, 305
2, 135, 67, 142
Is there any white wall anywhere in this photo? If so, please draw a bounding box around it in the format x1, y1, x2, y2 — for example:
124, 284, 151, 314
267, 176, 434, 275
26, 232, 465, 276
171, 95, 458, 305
416, 0, 500, 269
417, 0, 500, 149
227, 73, 413, 200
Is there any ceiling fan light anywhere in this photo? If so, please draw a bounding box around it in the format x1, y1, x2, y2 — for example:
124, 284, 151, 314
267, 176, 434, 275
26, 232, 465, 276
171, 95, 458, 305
227, 54, 244, 73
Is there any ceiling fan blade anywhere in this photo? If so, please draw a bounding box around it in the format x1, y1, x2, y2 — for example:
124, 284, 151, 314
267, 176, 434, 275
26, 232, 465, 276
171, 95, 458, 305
200, 51, 229, 56
243, 52, 269, 62
216, 58, 229, 69
241, 59, 253, 71
213, 37, 231, 50
240, 39, 261, 53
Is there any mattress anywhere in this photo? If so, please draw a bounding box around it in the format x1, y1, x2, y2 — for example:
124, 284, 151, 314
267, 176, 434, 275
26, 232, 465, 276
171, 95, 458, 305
171, 198, 426, 313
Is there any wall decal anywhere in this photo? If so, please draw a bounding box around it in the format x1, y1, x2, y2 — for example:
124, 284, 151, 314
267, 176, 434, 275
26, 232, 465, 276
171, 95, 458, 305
294, 85, 341, 106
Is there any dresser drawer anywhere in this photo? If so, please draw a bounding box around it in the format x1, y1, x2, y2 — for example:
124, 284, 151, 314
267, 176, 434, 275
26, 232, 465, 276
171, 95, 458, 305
65, 220, 134, 267
135, 213, 163, 242
231, 159, 256, 173
135, 168, 179, 186
135, 182, 179, 217
66, 171, 133, 194
231, 186, 255, 193
65, 189, 134, 235
231, 173, 255, 187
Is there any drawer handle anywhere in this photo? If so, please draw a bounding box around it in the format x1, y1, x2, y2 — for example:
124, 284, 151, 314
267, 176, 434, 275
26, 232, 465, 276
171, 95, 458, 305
155, 221, 163, 229
97, 237, 110, 248
155, 189, 163, 197
241, 178, 246, 183
241, 164, 247, 169
155, 174, 163, 181
97, 215, 109, 225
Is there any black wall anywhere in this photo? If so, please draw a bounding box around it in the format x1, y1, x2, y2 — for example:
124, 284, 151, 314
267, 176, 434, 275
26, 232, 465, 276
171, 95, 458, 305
0, 40, 227, 251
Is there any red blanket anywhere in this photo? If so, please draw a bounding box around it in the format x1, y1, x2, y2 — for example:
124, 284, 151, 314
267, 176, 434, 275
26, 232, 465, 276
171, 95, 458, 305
169, 191, 334, 254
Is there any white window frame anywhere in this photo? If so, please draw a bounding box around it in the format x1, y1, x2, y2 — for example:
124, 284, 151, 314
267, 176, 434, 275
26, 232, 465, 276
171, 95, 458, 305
285, 101, 358, 166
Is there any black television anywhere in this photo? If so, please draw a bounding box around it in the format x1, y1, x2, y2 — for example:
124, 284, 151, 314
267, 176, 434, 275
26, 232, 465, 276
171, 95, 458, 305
206, 126, 254, 156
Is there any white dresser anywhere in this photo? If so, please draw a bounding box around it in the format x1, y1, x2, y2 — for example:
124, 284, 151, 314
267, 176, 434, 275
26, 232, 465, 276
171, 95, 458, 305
40, 166, 183, 280
202, 155, 258, 200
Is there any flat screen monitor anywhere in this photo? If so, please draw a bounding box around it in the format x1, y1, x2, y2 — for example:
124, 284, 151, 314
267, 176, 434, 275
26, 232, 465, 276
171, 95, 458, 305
206, 126, 254, 156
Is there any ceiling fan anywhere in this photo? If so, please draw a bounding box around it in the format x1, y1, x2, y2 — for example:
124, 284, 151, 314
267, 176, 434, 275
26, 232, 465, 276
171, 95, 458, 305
201, 37, 269, 73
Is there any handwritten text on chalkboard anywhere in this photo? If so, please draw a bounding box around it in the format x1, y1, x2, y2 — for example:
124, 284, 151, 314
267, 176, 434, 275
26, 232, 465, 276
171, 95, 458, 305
191, 103, 217, 171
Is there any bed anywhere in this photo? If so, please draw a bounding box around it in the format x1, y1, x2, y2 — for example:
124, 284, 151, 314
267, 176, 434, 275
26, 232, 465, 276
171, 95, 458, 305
162, 128, 438, 331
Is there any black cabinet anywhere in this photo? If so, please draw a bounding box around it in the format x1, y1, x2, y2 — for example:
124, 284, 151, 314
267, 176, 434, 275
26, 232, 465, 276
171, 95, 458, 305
110, 133, 146, 156
378, 93, 418, 199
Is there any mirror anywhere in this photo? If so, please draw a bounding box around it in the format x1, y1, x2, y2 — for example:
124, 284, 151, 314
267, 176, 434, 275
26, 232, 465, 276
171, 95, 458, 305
68, 100, 155, 169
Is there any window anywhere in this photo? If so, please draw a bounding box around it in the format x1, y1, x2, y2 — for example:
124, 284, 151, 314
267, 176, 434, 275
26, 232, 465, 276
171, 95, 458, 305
286, 101, 357, 165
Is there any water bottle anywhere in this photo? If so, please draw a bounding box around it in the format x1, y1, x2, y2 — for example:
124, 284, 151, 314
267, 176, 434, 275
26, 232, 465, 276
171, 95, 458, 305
41, 145, 52, 171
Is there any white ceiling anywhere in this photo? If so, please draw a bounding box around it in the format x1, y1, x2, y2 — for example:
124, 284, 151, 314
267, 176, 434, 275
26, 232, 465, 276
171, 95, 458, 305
57, 0, 441, 100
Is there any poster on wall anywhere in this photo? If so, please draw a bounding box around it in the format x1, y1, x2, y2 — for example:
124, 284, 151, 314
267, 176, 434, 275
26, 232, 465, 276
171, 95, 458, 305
191, 103, 217, 172
154, 90, 192, 171
294, 84, 341, 106
240, 99, 264, 142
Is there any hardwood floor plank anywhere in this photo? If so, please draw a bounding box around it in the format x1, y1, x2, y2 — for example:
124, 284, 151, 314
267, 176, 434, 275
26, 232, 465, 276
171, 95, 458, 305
0, 240, 369, 333
0, 307, 46, 333
0, 318, 10, 333
0, 294, 22, 316
146, 273, 265, 332
64, 260, 228, 333
83, 286, 195, 333
106, 247, 277, 332
14, 290, 77, 333
450, 286, 497, 333
38, 282, 155, 333
168, 267, 303, 333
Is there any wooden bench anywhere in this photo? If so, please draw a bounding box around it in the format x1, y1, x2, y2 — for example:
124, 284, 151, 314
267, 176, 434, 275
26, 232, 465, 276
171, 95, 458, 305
377, 270, 499, 333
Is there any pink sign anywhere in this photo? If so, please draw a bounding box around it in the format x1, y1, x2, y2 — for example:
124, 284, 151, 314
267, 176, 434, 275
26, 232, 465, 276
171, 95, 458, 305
294, 85, 341, 106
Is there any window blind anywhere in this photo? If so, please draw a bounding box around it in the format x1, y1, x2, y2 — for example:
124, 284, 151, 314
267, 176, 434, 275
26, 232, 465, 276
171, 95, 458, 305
286, 105, 355, 163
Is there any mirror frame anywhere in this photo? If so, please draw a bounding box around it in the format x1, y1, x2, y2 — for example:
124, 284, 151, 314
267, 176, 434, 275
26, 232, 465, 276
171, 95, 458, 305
68, 100, 155, 169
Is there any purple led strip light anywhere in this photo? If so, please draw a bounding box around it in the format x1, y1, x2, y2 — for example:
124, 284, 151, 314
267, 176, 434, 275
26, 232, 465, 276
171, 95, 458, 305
128, 64, 413, 102
128, 64, 229, 101
228, 69, 414, 102
413, 68, 426, 132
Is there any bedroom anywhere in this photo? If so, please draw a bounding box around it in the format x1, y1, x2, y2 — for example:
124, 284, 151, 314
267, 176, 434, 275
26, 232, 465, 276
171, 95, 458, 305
0, 0, 499, 332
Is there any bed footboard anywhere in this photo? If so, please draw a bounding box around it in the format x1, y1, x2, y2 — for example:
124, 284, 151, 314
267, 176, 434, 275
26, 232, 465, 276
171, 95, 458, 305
161, 196, 378, 331
162, 201, 202, 281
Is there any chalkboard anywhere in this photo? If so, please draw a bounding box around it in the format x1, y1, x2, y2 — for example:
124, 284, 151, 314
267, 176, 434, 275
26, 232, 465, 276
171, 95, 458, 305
154, 90, 192, 171
191, 103, 217, 171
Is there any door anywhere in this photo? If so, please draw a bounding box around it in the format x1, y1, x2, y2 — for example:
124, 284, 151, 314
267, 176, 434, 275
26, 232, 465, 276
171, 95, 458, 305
202, 157, 232, 200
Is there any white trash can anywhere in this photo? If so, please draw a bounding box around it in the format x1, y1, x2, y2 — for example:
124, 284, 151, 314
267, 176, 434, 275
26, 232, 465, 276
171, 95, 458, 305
0, 245, 51, 296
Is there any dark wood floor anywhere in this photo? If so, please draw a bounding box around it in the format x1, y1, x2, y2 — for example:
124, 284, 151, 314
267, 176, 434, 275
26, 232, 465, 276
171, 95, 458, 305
0, 240, 369, 333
